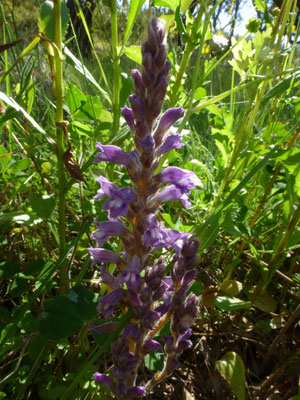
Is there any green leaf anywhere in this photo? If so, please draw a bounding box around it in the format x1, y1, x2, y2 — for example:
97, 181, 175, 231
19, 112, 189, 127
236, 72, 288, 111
7, 278, 29, 297
0, 211, 41, 225
261, 71, 300, 106
214, 296, 251, 312
69, 121, 93, 137
175, 7, 186, 34
154, 0, 180, 10
75, 96, 102, 120
39, 0, 70, 41
39, 296, 84, 340
66, 285, 98, 322
144, 352, 164, 371
216, 352, 246, 400
123, 46, 142, 64
219, 281, 243, 296
29, 193, 56, 220
254, 0, 266, 13
7, 158, 31, 172
0, 145, 11, 168
122, 0, 146, 49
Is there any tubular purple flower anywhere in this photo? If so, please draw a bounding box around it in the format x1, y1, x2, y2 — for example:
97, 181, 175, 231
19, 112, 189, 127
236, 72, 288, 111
142, 310, 161, 329
99, 266, 119, 289
156, 134, 184, 157
124, 324, 142, 342
88, 248, 121, 265
176, 339, 192, 354
155, 167, 195, 194
121, 106, 135, 132
129, 95, 145, 122
166, 230, 190, 256
127, 386, 146, 397
139, 135, 154, 155
93, 373, 114, 388
143, 222, 168, 250
95, 143, 132, 166
142, 339, 161, 353
92, 221, 127, 247
103, 187, 137, 219
132, 69, 146, 97
117, 256, 142, 289
154, 107, 185, 146
147, 185, 190, 209
97, 288, 125, 317
181, 269, 198, 290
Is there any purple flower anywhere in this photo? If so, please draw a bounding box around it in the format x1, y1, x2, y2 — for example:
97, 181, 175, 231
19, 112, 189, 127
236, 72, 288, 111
93, 372, 114, 388
121, 106, 135, 132
155, 167, 195, 194
147, 185, 191, 209
123, 324, 142, 342
117, 256, 142, 289
143, 215, 168, 249
127, 386, 146, 397
156, 134, 184, 157
92, 221, 127, 247
166, 230, 190, 256
97, 288, 125, 318
154, 107, 185, 146
132, 69, 145, 97
139, 135, 154, 155
129, 95, 145, 121
88, 248, 121, 265
142, 310, 161, 329
95, 176, 136, 219
142, 339, 161, 353
95, 143, 132, 166
99, 266, 119, 289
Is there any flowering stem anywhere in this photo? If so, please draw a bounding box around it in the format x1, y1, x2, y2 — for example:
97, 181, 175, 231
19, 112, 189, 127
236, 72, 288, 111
53, 0, 67, 294
111, 0, 120, 136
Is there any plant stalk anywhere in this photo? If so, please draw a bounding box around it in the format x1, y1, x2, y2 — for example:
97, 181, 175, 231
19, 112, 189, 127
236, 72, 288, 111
53, 0, 67, 294
111, 0, 120, 136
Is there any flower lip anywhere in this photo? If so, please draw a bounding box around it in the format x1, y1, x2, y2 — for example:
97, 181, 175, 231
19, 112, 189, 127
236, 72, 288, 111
153, 107, 185, 146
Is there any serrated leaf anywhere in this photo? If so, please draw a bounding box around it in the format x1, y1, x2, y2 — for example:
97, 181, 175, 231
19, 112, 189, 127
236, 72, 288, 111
216, 352, 245, 400
214, 296, 251, 312
39, 296, 84, 340
39, 0, 70, 41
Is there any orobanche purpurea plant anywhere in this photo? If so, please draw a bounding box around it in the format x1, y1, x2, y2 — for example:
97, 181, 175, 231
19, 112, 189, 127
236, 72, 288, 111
89, 18, 200, 398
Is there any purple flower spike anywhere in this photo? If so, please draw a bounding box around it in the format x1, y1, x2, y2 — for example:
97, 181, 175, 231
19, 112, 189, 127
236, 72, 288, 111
95, 143, 132, 167
127, 386, 146, 397
139, 135, 154, 155
99, 266, 119, 289
143, 216, 168, 250
122, 106, 135, 132
156, 134, 184, 157
93, 372, 114, 388
155, 167, 195, 194
92, 221, 127, 247
154, 107, 185, 146
132, 69, 146, 97
129, 95, 145, 121
88, 248, 121, 265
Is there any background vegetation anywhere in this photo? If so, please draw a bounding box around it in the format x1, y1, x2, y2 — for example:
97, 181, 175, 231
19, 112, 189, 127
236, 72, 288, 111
0, 0, 299, 399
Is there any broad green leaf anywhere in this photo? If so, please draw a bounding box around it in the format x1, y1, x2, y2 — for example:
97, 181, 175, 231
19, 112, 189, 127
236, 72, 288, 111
254, 0, 266, 12
39, 296, 84, 340
8, 278, 29, 297
66, 285, 98, 322
122, 0, 146, 49
154, 0, 180, 10
144, 352, 164, 371
175, 7, 186, 34
39, 0, 70, 41
214, 296, 251, 311
29, 193, 56, 220
181, 0, 193, 13
75, 96, 102, 120
65, 83, 87, 115
0, 211, 41, 225
7, 158, 31, 172
70, 121, 93, 137
0, 145, 11, 168
123, 46, 142, 65
219, 281, 243, 296
216, 352, 246, 400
